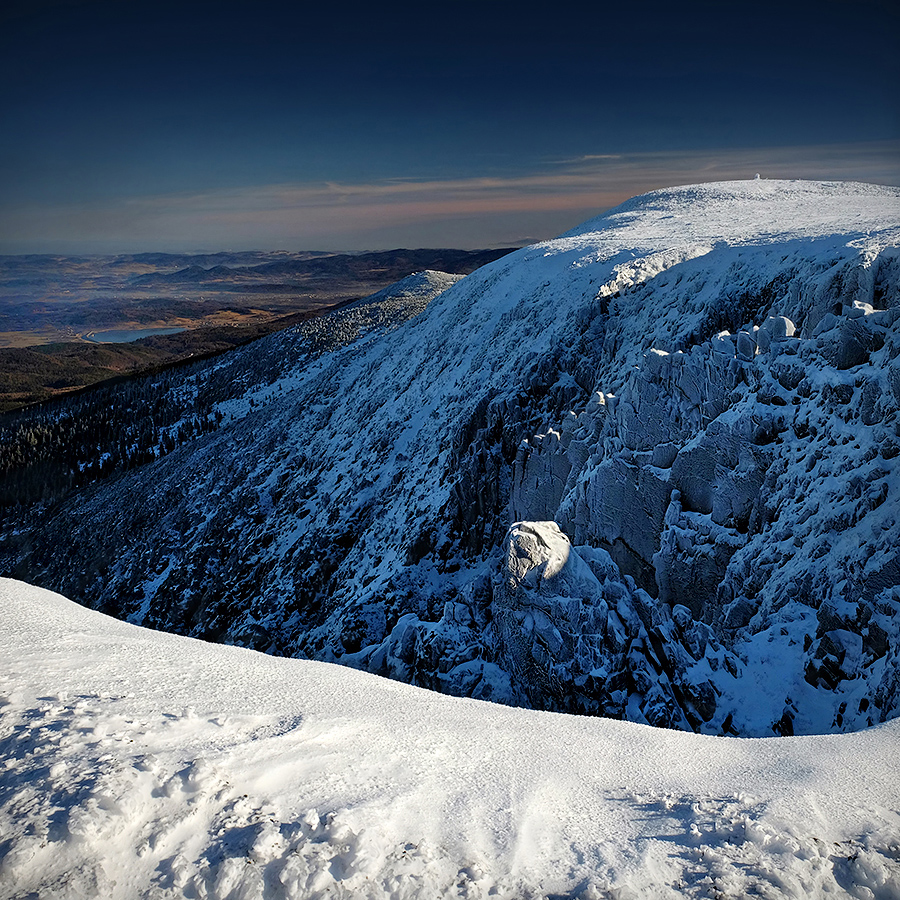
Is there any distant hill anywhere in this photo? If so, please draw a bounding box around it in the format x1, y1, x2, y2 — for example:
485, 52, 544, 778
129, 248, 513, 285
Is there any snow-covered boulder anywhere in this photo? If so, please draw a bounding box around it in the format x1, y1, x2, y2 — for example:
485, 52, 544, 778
491, 521, 738, 729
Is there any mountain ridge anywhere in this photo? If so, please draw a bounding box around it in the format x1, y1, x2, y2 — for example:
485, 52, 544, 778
3, 179, 899, 738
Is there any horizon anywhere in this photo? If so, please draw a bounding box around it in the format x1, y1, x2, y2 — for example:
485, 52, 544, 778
2, 0, 898, 255
5, 170, 900, 259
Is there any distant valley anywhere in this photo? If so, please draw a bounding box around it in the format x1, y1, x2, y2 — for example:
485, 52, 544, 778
0, 247, 514, 411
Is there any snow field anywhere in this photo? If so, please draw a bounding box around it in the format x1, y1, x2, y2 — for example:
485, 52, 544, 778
2, 579, 899, 899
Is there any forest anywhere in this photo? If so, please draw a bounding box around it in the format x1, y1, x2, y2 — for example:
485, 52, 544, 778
0, 360, 225, 510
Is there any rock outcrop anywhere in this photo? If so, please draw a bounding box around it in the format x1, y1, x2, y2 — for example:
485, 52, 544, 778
3, 180, 899, 736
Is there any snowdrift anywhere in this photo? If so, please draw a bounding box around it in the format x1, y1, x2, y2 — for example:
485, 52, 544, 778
1, 578, 899, 899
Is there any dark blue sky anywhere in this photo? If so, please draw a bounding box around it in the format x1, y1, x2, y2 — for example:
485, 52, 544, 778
1, 0, 898, 253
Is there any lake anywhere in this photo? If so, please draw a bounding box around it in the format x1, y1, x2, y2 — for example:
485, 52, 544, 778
85, 327, 186, 343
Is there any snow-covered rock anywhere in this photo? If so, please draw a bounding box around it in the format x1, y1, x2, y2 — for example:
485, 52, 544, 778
4, 180, 900, 737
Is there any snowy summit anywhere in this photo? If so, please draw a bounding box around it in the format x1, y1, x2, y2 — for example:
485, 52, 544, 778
2, 179, 900, 897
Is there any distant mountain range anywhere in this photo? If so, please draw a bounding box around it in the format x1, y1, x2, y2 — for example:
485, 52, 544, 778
128, 248, 517, 286
0, 247, 515, 409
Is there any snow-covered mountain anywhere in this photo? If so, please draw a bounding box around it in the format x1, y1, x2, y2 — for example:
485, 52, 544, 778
2, 578, 899, 899
4, 180, 900, 738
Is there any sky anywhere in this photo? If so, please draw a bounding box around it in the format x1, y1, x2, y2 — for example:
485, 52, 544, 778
1, 0, 898, 254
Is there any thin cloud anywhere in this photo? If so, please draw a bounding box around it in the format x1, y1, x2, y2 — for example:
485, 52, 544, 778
550, 154, 625, 165
2, 141, 898, 253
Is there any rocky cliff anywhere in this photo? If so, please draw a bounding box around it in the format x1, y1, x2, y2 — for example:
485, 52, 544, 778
4, 180, 899, 736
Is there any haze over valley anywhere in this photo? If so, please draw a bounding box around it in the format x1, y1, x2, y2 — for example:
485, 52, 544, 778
0, 247, 512, 410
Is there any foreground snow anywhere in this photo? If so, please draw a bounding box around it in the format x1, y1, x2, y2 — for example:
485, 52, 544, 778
1, 580, 899, 899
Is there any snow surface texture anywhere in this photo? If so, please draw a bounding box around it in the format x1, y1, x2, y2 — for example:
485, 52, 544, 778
2, 578, 900, 900
5, 180, 900, 737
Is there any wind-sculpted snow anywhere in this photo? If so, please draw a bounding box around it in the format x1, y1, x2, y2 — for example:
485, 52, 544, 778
4, 180, 900, 738
2, 579, 900, 899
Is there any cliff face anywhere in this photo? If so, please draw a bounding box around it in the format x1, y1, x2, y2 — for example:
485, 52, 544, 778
6, 181, 900, 736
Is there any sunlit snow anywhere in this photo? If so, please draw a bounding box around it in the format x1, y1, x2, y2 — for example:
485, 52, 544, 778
2, 580, 899, 899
